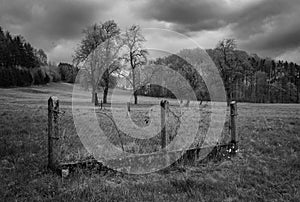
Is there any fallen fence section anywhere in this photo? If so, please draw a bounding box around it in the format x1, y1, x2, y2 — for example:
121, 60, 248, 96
58, 143, 237, 175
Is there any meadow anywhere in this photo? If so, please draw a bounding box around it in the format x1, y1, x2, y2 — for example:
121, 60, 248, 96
0, 83, 299, 201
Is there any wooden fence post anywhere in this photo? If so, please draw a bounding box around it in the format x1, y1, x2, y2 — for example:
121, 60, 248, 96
230, 101, 238, 145
160, 100, 169, 149
48, 96, 60, 170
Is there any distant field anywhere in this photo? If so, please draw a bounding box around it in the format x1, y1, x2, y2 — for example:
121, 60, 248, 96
0, 83, 299, 201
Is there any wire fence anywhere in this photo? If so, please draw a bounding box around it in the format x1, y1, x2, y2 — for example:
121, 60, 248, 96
47, 96, 236, 170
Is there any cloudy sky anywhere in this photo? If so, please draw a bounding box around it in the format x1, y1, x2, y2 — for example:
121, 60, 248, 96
1, 0, 300, 63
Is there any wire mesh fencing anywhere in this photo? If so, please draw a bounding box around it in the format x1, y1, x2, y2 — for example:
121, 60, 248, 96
47, 96, 236, 170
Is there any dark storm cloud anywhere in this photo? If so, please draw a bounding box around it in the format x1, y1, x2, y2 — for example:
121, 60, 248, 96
135, 0, 229, 31
0, 0, 111, 49
240, 12, 300, 54
0, 0, 33, 25
1, 0, 300, 62
135, 0, 300, 57
135, 0, 297, 34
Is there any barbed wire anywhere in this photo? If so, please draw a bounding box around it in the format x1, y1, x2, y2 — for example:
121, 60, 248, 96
51, 109, 66, 118
167, 106, 183, 120
166, 106, 183, 143
54, 103, 232, 163
97, 111, 125, 152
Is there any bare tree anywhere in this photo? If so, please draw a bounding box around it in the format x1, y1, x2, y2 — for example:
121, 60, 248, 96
214, 39, 245, 105
123, 25, 148, 104
73, 20, 123, 104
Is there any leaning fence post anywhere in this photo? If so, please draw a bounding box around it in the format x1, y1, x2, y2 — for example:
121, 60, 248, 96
230, 101, 238, 146
48, 96, 60, 170
161, 100, 169, 149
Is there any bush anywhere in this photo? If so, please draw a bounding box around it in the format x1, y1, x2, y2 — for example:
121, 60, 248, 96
49, 66, 61, 82
58, 63, 78, 83
32, 68, 48, 85
32, 68, 45, 85
32, 66, 61, 85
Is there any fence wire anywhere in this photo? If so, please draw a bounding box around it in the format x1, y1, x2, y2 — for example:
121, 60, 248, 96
55, 109, 90, 164
96, 109, 162, 154
55, 102, 231, 165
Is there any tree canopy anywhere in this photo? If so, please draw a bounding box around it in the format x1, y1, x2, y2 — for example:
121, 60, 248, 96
0, 26, 46, 68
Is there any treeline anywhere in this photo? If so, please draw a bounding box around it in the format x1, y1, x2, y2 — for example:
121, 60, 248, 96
233, 55, 300, 103
0, 26, 49, 87
0, 27, 47, 68
137, 45, 300, 104
206, 39, 300, 103
0, 62, 78, 87
0, 27, 78, 87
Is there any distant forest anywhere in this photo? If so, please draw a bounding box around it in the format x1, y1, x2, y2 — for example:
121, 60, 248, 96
0, 26, 299, 103
0, 26, 78, 87
146, 45, 300, 104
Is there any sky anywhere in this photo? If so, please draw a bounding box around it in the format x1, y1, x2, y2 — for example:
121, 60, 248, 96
1, 0, 300, 64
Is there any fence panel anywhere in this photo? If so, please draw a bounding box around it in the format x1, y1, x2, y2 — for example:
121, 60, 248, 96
48, 97, 238, 171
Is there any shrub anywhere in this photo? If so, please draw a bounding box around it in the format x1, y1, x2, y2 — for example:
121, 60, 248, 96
49, 66, 61, 82
32, 68, 45, 85
31, 65, 61, 85
58, 63, 78, 83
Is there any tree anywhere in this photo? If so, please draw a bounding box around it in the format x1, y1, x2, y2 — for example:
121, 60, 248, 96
58, 63, 78, 83
254, 71, 268, 103
153, 51, 209, 103
0, 27, 5, 67
12, 36, 26, 67
35, 49, 48, 66
123, 25, 148, 104
212, 39, 245, 105
296, 64, 300, 103
24, 42, 39, 68
73, 20, 124, 104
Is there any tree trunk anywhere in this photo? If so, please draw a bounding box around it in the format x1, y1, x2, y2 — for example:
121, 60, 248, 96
103, 86, 109, 104
226, 89, 231, 107
91, 87, 96, 103
268, 70, 271, 103
95, 92, 99, 106
255, 76, 258, 103
91, 70, 96, 103
134, 92, 138, 105
132, 69, 138, 105
102, 70, 110, 104
297, 78, 300, 103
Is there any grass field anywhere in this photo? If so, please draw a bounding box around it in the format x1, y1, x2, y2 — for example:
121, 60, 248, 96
0, 83, 299, 201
